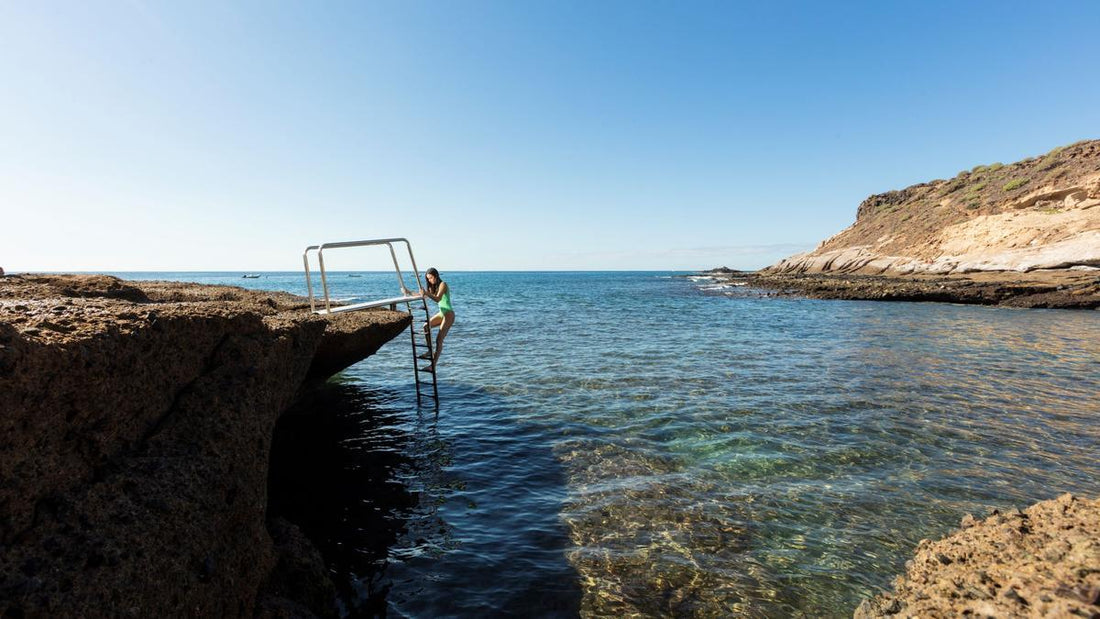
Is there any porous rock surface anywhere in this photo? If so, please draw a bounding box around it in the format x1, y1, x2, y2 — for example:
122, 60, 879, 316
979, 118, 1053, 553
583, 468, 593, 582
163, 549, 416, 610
0, 274, 409, 616
855, 494, 1100, 618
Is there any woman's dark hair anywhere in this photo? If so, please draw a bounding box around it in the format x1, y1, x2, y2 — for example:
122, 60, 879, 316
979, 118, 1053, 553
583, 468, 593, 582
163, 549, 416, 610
425, 268, 442, 294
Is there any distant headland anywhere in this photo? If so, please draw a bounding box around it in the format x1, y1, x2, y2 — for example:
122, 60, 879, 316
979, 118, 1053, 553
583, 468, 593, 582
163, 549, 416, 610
709, 139, 1100, 309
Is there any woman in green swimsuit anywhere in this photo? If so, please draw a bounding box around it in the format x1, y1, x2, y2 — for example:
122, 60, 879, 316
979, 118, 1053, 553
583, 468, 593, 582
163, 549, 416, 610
421, 267, 455, 369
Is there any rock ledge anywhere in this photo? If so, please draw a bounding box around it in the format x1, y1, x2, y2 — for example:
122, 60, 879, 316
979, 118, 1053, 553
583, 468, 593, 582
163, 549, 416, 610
0, 275, 410, 616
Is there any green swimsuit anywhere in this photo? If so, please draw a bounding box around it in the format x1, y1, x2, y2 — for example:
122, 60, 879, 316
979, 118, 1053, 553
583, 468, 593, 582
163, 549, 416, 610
437, 285, 454, 314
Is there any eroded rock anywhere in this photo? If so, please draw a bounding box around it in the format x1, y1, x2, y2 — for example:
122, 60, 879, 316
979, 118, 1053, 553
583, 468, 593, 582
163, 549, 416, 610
0, 275, 410, 616
854, 494, 1100, 618
770, 140, 1100, 276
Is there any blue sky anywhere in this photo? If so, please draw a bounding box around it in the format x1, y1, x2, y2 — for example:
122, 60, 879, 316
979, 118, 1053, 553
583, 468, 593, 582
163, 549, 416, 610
2, 1, 1098, 271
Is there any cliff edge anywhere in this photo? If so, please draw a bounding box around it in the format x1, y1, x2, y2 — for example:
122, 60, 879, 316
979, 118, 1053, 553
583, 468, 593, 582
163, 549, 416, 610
0, 275, 410, 616
770, 139, 1100, 275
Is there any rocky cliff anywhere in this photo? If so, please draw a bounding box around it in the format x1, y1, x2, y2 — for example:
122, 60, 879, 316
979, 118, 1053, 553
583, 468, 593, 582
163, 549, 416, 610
770, 139, 1100, 275
0, 275, 410, 616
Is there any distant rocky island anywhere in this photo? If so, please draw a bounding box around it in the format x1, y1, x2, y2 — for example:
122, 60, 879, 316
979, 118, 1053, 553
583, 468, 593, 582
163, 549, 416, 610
710, 139, 1100, 309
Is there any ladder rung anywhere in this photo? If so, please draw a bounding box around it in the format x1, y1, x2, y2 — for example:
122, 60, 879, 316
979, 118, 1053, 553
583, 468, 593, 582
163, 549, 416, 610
417, 352, 433, 360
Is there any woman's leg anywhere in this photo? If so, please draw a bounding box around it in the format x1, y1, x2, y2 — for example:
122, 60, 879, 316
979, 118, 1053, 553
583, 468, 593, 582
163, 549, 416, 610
432, 311, 455, 366
424, 312, 443, 332
419, 313, 444, 363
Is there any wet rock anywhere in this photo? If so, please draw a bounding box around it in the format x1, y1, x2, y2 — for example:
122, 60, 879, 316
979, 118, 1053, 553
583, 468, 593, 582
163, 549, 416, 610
257, 518, 338, 617
711, 270, 1100, 310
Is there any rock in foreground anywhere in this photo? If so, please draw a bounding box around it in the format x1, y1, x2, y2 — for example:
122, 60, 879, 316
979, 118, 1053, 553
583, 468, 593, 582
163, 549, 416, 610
0, 275, 410, 616
855, 494, 1100, 618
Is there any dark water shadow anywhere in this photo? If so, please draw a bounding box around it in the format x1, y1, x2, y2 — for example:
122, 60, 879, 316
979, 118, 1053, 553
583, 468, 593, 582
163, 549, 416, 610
269, 378, 581, 618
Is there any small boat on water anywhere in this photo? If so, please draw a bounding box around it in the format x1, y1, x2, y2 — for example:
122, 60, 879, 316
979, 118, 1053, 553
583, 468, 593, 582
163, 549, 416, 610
348, 274, 362, 278
242, 274, 261, 279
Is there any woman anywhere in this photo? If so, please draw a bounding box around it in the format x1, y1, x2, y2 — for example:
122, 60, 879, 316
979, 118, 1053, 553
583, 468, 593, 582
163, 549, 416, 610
421, 267, 455, 370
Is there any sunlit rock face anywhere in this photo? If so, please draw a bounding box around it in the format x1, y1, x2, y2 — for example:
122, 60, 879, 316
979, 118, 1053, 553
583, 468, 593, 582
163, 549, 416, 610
0, 275, 408, 616
769, 140, 1100, 275
855, 494, 1100, 618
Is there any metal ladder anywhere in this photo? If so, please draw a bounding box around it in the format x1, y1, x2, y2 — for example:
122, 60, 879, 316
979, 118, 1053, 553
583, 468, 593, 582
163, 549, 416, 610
301, 238, 439, 406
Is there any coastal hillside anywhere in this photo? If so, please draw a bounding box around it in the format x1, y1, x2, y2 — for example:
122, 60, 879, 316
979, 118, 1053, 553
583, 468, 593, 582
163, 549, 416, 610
770, 139, 1100, 274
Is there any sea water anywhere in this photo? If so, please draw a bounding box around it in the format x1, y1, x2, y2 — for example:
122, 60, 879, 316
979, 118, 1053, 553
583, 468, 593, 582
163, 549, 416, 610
113, 271, 1100, 617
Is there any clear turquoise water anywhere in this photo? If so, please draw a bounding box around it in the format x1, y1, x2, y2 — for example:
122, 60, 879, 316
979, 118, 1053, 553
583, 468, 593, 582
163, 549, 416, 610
117, 271, 1100, 617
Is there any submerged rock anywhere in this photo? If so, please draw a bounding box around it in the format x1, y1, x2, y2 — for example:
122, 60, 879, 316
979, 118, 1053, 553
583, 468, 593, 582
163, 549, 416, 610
0, 275, 409, 616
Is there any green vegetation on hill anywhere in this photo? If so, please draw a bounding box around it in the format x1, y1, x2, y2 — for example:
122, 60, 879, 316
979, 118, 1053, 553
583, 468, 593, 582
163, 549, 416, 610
836, 139, 1100, 257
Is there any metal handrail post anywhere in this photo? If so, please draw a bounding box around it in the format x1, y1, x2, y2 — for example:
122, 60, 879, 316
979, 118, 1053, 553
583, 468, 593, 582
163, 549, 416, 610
302, 245, 319, 312
317, 249, 332, 312
385, 242, 409, 293
399, 239, 424, 292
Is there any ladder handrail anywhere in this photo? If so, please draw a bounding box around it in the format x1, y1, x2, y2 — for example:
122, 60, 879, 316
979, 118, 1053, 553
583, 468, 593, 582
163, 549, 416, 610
301, 238, 425, 314
301, 237, 439, 407
301, 245, 319, 312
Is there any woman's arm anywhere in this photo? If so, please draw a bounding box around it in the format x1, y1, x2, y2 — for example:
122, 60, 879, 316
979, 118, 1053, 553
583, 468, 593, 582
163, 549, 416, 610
422, 282, 447, 302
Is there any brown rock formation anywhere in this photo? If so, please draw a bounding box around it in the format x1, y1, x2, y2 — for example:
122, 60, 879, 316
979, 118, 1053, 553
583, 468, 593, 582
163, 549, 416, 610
712, 269, 1100, 309
855, 494, 1100, 618
770, 139, 1100, 275
0, 275, 410, 616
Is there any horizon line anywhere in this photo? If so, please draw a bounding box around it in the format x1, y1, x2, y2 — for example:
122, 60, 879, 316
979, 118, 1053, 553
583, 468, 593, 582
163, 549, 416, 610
12, 268, 744, 274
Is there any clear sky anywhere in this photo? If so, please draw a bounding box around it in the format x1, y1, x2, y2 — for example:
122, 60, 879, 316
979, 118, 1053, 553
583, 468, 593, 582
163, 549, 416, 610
2, 1, 1098, 272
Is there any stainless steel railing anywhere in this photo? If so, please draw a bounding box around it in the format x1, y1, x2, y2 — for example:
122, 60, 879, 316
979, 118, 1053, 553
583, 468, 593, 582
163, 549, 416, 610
301, 237, 426, 314
302, 237, 441, 406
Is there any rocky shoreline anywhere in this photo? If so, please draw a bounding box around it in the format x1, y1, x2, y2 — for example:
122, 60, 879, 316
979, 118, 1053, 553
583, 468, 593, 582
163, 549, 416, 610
0, 275, 410, 616
856, 494, 1100, 618
4, 274, 1097, 616
703, 267, 1100, 310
